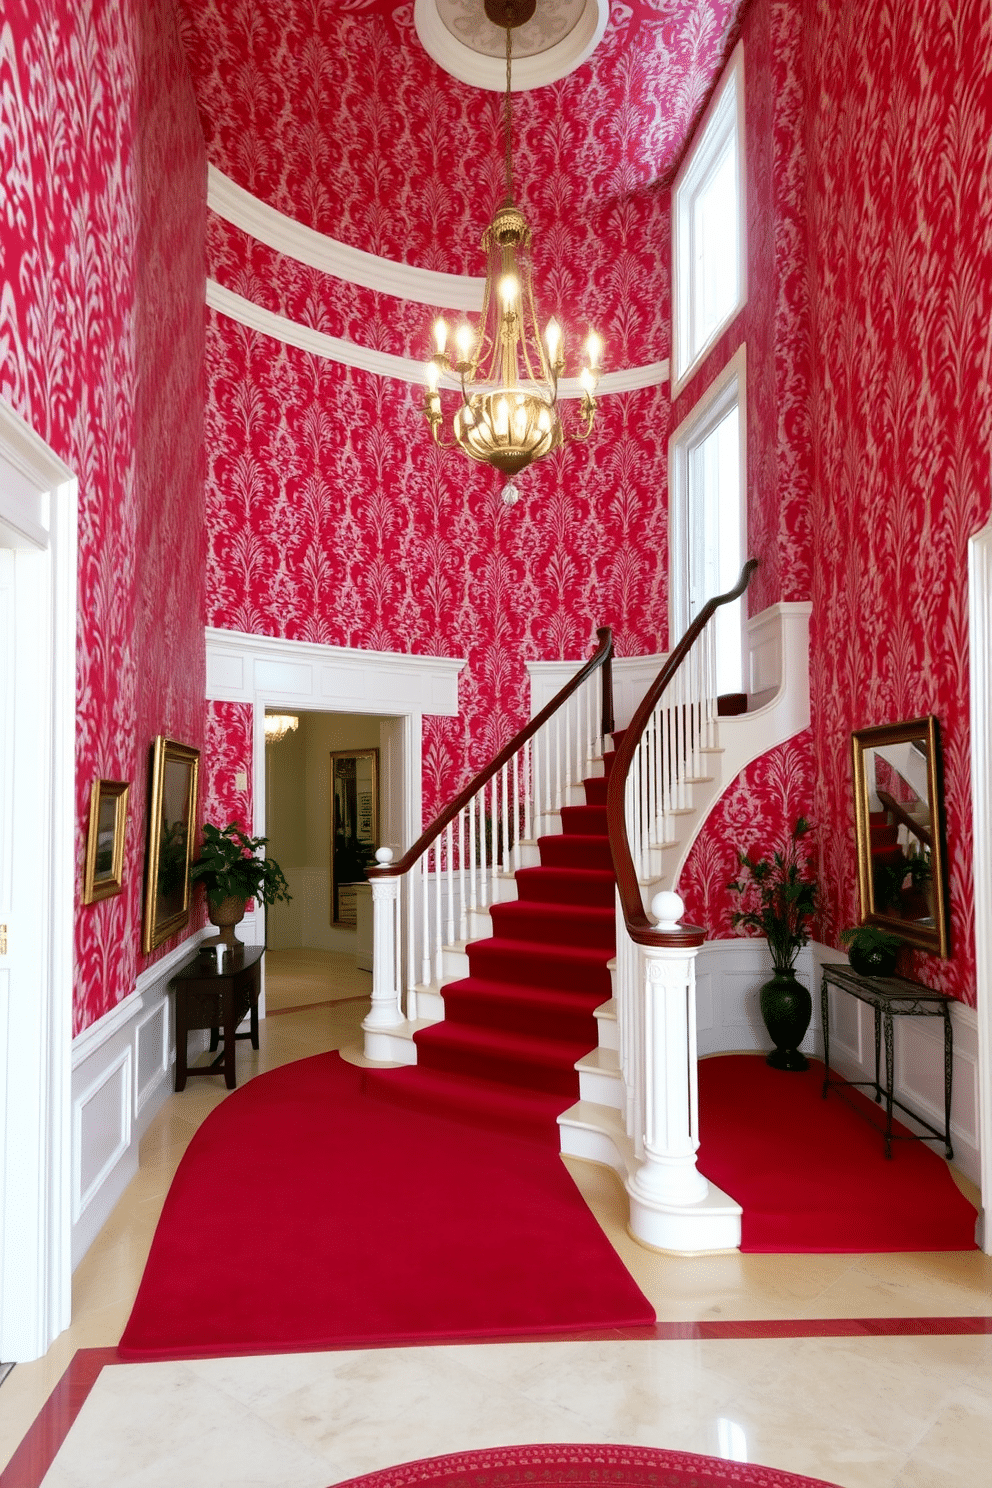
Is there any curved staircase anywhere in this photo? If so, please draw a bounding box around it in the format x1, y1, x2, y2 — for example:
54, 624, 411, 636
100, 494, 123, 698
366, 757, 619, 1139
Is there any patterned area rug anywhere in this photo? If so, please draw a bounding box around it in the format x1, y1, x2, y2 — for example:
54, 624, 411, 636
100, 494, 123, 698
330, 1443, 842, 1488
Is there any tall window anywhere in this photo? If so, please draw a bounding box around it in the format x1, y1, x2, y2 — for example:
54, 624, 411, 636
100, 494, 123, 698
672, 43, 746, 394
670, 347, 746, 696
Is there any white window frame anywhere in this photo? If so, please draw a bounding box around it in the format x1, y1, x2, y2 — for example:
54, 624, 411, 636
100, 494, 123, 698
671, 41, 747, 397
669, 343, 748, 691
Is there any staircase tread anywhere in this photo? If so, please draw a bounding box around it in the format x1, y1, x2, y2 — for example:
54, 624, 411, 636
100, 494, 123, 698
575, 1046, 620, 1074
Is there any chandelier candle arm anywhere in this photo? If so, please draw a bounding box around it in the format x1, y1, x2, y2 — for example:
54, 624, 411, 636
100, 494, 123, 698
422, 0, 601, 492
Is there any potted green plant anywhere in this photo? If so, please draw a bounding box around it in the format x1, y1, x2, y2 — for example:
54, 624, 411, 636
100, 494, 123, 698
728, 816, 818, 1071
839, 923, 903, 977
191, 822, 292, 946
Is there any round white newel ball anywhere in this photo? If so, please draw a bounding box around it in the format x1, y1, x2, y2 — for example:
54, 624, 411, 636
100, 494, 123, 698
651, 890, 684, 929
375, 846, 394, 865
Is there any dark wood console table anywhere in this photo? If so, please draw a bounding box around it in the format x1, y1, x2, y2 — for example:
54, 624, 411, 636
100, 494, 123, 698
172, 943, 264, 1091
820, 962, 953, 1160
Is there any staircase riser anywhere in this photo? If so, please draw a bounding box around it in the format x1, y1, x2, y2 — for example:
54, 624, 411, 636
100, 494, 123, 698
577, 1066, 624, 1108
539, 838, 613, 871
417, 1042, 582, 1097
489, 903, 616, 950
441, 990, 600, 1042
514, 869, 615, 908
466, 943, 613, 996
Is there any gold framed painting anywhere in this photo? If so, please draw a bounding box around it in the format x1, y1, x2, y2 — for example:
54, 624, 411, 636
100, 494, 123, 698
142, 736, 200, 954
82, 779, 130, 904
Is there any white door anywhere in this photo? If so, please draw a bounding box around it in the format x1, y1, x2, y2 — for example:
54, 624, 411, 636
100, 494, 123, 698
0, 402, 76, 1361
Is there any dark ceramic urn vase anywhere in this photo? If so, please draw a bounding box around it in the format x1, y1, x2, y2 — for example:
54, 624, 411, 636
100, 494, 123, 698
759, 968, 812, 1071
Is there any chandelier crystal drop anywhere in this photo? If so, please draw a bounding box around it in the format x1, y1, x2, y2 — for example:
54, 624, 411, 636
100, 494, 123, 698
423, 0, 602, 496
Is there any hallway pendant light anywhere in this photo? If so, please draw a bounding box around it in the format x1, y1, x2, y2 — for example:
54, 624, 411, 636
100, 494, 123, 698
423, 0, 602, 504
264, 714, 299, 744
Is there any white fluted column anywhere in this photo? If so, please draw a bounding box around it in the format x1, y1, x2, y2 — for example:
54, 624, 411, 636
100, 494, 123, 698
626, 891, 741, 1252
362, 848, 404, 1048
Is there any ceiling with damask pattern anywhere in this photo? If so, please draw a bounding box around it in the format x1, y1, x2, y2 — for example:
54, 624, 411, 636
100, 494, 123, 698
173, 0, 745, 272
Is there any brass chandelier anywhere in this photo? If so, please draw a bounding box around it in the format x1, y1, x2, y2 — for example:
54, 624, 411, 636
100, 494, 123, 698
423, 0, 602, 505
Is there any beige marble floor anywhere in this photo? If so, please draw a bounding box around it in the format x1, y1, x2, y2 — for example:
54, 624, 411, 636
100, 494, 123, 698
1, 949, 989, 1488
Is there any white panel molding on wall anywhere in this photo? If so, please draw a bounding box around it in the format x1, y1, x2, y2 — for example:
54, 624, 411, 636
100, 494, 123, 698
70, 930, 212, 1268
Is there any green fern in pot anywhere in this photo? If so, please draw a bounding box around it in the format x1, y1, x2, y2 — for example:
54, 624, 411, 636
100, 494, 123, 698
191, 822, 291, 945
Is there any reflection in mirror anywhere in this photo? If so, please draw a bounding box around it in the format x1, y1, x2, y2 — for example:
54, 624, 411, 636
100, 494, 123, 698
330, 749, 378, 925
851, 715, 949, 957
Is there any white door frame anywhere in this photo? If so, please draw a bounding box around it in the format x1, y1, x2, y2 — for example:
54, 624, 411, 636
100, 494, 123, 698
0, 399, 77, 1360
204, 628, 465, 984
969, 517, 992, 1252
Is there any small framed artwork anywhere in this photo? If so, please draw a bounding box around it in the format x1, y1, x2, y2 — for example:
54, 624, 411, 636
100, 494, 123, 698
142, 736, 200, 954
82, 779, 130, 904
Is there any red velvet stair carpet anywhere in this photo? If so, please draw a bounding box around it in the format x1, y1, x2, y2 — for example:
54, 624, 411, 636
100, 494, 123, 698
118, 1052, 653, 1360
367, 762, 618, 1138
696, 1054, 977, 1252
330, 1443, 843, 1488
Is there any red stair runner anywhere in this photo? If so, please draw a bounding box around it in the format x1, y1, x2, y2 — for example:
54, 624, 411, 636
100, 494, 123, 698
368, 761, 616, 1135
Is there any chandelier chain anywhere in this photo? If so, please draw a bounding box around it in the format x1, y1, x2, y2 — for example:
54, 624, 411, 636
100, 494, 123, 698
504, 25, 514, 202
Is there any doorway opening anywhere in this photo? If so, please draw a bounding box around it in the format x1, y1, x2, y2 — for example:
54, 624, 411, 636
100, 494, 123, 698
264, 711, 402, 994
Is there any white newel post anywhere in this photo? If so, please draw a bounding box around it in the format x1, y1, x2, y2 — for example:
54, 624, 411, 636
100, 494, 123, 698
626, 891, 741, 1252
362, 849, 404, 1057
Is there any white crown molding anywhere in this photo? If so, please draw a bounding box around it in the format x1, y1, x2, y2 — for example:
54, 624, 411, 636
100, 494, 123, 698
207, 280, 668, 394
414, 0, 609, 91
208, 166, 485, 312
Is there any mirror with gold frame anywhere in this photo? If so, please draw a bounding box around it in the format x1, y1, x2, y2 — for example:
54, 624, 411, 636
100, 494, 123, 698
142, 736, 200, 953
330, 748, 378, 926
851, 715, 949, 957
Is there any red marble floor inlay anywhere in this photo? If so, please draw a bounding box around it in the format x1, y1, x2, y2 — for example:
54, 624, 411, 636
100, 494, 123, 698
5, 1319, 992, 1488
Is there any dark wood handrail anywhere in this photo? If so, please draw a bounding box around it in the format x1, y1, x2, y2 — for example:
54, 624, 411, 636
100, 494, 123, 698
606, 560, 759, 948
369, 627, 615, 879
876, 789, 932, 850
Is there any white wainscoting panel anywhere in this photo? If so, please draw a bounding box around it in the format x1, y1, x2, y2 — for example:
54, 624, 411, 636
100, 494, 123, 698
694, 938, 822, 1061
70, 931, 211, 1268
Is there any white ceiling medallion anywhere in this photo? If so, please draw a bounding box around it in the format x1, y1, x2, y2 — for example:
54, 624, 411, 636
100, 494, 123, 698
414, 0, 609, 90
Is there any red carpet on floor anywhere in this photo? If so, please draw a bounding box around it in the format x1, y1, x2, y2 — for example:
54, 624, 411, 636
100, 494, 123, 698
697, 1055, 977, 1253
330, 1442, 842, 1488
118, 1052, 654, 1361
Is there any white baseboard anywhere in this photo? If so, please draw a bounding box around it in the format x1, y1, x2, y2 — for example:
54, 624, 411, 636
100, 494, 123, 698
696, 938, 982, 1188
70, 930, 211, 1268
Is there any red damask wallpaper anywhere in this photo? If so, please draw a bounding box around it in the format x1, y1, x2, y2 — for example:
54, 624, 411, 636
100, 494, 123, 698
192, 1, 746, 829
680, 0, 992, 1006
0, 0, 207, 1034
802, 0, 992, 1004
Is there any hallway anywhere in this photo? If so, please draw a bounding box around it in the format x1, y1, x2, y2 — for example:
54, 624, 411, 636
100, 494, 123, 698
1, 952, 990, 1487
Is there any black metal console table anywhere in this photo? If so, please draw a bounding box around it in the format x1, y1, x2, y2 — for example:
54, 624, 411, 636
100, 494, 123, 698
820, 963, 954, 1160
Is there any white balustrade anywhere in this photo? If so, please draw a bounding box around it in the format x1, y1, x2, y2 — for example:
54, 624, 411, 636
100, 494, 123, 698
363, 660, 610, 1057
620, 891, 722, 1250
